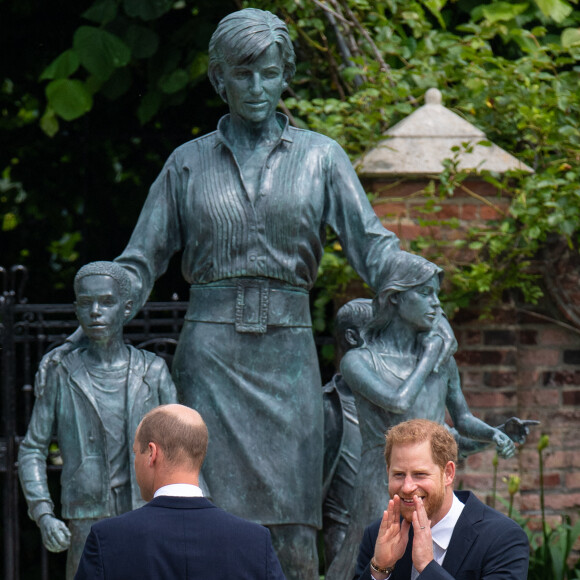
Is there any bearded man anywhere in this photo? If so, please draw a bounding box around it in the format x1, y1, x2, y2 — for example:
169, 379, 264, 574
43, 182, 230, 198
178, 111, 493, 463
354, 419, 529, 580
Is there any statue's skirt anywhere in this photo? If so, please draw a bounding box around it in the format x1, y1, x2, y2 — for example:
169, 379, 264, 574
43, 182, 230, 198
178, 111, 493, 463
172, 281, 323, 527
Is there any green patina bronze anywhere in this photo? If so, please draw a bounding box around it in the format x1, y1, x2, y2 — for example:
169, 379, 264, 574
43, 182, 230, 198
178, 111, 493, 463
19, 262, 177, 579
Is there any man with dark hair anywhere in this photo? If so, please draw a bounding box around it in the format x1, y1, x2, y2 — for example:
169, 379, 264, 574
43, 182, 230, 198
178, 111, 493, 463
19, 262, 178, 579
354, 419, 529, 580
75, 404, 285, 580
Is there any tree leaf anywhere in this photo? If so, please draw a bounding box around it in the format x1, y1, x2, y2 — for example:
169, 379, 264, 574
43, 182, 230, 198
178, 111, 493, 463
82, 0, 118, 24
124, 24, 159, 59
158, 68, 189, 94
40, 50, 80, 80
45, 79, 93, 121
123, 0, 173, 21
420, 0, 448, 29
534, 0, 573, 22
137, 90, 162, 124
561, 27, 580, 48
73, 26, 131, 80
481, 2, 529, 24
40, 107, 60, 137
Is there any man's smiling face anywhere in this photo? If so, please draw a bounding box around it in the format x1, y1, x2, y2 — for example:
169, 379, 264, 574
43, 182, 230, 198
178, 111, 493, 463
387, 440, 454, 527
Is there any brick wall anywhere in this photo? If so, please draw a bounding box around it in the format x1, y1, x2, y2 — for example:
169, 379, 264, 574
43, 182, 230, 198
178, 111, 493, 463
365, 176, 580, 527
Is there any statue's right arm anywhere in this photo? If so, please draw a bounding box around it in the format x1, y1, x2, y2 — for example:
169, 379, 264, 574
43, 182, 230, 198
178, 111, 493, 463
341, 339, 441, 414
115, 153, 184, 318
18, 368, 60, 529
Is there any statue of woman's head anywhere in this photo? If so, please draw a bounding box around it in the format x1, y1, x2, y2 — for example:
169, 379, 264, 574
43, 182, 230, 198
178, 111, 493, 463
208, 8, 296, 103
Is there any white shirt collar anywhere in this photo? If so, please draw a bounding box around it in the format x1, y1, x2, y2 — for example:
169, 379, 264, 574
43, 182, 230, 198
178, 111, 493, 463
431, 492, 465, 551
154, 483, 204, 498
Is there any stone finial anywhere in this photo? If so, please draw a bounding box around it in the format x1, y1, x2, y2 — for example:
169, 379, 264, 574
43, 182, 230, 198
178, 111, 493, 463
355, 88, 533, 176
424, 87, 442, 105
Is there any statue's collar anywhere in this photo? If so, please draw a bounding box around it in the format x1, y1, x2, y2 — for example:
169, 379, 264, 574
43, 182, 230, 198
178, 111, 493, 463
215, 112, 294, 150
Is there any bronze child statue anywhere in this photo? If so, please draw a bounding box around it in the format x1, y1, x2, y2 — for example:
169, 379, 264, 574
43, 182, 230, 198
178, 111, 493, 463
18, 261, 177, 579
326, 252, 534, 580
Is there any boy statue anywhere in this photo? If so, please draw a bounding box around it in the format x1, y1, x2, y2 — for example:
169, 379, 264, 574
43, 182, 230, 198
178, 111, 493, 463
18, 261, 178, 579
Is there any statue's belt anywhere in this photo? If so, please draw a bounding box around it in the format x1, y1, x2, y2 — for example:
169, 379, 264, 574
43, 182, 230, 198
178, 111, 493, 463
185, 279, 311, 334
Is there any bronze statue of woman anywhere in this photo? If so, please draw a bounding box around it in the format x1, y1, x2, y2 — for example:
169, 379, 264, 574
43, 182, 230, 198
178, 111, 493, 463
38, 9, 457, 577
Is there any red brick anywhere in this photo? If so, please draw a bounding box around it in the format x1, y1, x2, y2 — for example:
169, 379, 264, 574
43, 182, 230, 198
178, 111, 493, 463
520, 494, 540, 511
544, 450, 580, 470
539, 327, 579, 346
517, 310, 552, 324
543, 370, 580, 386
463, 181, 503, 197
483, 371, 518, 388
464, 449, 497, 470
374, 202, 407, 218
384, 222, 424, 240
436, 204, 461, 220
368, 179, 428, 198
566, 472, 580, 489
460, 371, 484, 387
525, 514, 564, 530
518, 389, 561, 407
480, 206, 503, 220
519, 330, 538, 345
455, 349, 515, 366
463, 330, 482, 346
461, 204, 478, 220
563, 390, 580, 405
455, 473, 496, 491
545, 493, 580, 510
518, 370, 542, 387
564, 350, 580, 365
517, 348, 561, 367
464, 391, 518, 408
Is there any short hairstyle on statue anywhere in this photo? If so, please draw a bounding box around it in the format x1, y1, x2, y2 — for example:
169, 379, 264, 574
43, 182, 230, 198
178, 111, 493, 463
74, 261, 131, 302
208, 8, 296, 102
137, 405, 208, 471
384, 419, 457, 471
335, 298, 373, 353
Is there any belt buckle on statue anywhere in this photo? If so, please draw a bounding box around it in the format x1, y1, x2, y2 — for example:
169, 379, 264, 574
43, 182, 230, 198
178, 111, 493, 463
235, 279, 269, 334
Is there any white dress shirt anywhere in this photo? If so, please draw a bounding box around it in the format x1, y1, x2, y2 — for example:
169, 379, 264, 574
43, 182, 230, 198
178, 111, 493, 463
154, 483, 204, 498
371, 493, 465, 580
410, 493, 465, 580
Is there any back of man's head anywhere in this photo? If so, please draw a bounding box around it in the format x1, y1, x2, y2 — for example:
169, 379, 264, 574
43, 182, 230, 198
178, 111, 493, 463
384, 419, 457, 471
137, 404, 208, 472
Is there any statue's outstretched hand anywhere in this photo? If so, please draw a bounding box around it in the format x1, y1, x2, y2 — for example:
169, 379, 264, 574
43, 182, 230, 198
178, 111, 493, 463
38, 514, 71, 552
35, 327, 84, 392
498, 417, 540, 444
493, 430, 516, 459
432, 311, 457, 373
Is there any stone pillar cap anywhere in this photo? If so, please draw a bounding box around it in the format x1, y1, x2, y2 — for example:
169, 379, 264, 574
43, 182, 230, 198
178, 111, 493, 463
355, 88, 533, 176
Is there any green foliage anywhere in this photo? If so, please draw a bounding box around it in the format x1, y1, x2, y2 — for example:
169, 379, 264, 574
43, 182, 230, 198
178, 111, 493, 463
494, 436, 580, 580
243, 0, 580, 317
1, 0, 579, 311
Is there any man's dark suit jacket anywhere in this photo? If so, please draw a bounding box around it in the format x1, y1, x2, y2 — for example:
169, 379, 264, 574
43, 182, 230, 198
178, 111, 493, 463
355, 490, 529, 580
74, 496, 286, 579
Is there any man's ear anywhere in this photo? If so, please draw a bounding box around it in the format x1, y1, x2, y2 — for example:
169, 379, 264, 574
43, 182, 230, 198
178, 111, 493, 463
124, 300, 133, 320
444, 461, 455, 486
148, 442, 159, 467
